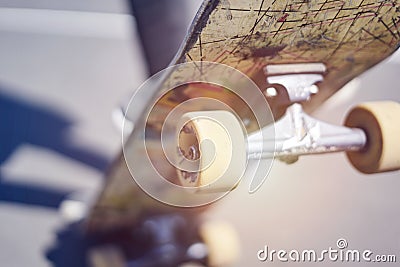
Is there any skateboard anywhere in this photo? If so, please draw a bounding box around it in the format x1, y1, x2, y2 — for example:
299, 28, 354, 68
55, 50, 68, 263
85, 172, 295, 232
61, 0, 400, 266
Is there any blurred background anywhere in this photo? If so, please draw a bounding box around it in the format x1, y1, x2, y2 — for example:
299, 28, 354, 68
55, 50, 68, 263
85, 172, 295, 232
0, 1, 399, 267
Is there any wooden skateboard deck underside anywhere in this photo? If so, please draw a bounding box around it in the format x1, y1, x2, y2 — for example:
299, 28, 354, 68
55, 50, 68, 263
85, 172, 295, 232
87, 0, 400, 232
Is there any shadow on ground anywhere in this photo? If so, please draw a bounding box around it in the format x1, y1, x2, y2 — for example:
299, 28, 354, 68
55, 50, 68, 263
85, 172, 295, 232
0, 86, 113, 266
0, 87, 110, 208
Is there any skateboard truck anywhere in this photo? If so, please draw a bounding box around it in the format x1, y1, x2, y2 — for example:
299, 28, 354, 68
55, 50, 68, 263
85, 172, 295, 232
174, 63, 369, 191
174, 63, 400, 192
176, 63, 400, 191
248, 63, 367, 164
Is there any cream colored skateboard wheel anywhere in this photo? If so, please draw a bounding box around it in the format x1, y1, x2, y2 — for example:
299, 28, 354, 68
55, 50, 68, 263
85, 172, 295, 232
88, 245, 125, 267
199, 221, 240, 267
345, 101, 400, 174
176, 111, 246, 192
179, 263, 205, 267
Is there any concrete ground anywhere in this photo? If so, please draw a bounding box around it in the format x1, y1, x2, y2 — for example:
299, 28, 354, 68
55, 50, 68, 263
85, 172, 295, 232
0, 1, 399, 267
0, 1, 144, 266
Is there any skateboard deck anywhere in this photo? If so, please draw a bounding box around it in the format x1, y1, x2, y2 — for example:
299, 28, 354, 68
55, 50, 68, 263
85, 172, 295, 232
86, 0, 399, 233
